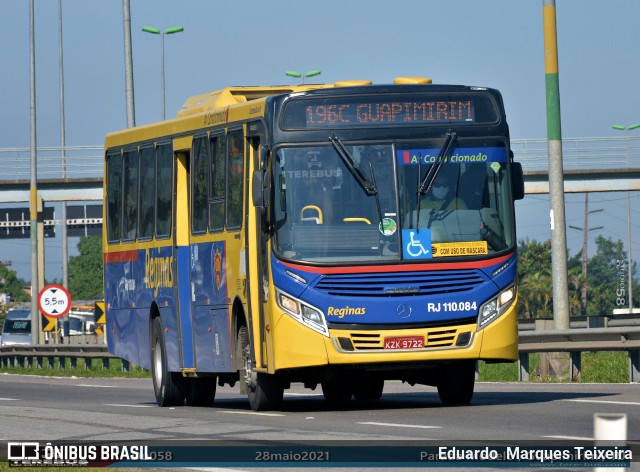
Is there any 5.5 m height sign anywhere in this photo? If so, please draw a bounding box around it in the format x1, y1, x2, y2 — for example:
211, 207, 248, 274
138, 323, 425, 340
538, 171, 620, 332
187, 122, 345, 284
37, 284, 72, 319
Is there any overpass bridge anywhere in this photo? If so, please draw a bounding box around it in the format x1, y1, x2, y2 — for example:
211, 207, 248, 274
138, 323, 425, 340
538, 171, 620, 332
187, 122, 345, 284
0, 137, 638, 204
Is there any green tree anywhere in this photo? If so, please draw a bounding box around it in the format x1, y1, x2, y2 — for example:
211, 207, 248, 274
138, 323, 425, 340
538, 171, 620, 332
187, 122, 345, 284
68, 236, 103, 300
0, 265, 30, 305
517, 239, 552, 318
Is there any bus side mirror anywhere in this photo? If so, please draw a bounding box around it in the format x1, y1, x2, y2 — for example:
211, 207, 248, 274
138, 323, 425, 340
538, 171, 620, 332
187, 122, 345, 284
252, 145, 271, 208
512, 161, 525, 200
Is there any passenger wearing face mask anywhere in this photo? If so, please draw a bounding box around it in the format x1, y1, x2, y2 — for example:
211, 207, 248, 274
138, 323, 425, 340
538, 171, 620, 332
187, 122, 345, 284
419, 174, 467, 211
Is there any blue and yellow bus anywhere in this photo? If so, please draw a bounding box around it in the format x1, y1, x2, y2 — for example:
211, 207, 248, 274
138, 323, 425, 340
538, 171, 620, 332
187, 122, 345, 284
103, 77, 524, 411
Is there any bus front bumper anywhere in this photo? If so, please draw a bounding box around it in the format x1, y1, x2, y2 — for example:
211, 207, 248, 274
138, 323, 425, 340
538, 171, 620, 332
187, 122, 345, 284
271, 300, 518, 371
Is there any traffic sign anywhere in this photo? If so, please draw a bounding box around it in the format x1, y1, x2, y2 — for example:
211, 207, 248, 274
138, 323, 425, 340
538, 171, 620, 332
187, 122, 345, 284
41, 313, 56, 332
37, 284, 72, 319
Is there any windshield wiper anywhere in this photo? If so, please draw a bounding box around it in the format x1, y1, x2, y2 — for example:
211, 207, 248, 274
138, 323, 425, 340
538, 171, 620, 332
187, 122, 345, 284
415, 131, 457, 231
418, 131, 457, 196
329, 135, 377, 196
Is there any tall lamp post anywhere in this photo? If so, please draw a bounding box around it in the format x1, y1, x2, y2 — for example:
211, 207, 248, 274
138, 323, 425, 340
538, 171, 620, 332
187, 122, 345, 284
612, 123, 640, 312
285, 70, 321, 84
142, 26, 184, 119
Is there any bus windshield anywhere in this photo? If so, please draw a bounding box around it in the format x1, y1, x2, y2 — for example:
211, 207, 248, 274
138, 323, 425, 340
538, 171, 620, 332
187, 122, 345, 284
272, 139, 514, 263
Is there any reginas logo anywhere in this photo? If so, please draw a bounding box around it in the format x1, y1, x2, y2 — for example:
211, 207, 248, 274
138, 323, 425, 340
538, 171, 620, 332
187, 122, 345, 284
327, 306, 366, 318
145, 249, 173, 297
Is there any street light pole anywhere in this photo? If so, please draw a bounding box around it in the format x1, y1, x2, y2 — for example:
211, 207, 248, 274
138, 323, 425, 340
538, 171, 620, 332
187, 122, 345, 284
612, 123, 639, 312
142, 26, 184, 120
122, 0, 135, 128
29, 0, 40, 345
543, 0, 570, 329
285, 70, 321, 84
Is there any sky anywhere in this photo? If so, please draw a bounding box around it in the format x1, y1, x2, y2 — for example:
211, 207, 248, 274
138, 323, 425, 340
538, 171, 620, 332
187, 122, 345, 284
0, 0, 639, 283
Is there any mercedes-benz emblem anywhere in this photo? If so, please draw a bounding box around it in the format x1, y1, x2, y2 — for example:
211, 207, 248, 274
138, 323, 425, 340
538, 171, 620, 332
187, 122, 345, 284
397, 304, 412, 319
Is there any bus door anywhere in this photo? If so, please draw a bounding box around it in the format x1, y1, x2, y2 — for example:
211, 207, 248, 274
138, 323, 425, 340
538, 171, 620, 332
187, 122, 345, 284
245, 127, 274, 372
173, 137, 197, 371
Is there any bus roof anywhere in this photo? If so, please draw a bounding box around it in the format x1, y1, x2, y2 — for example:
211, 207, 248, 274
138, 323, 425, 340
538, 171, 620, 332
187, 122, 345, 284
105, 77, 496, 148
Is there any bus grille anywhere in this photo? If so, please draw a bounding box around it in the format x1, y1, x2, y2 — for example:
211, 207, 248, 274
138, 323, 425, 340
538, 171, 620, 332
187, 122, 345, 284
349, 328, 461, 351
314, 270, 486, 297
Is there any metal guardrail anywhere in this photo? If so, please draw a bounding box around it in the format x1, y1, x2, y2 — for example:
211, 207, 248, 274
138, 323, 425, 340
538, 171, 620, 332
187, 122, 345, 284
1, 325, 639, 383
0, 344, 129, 372
518, 327, 640, 383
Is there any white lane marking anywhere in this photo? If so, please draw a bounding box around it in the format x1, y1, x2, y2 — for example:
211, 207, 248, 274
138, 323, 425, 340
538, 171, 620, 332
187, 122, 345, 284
216, 410, 285, 417
358, 421, 442, 429
543, 435, 593, 441
78, 384, 119, 388
0, 398, 19, 401
562, 399, 640, 406
284, 392, 323, 397
102, 403, 155, 408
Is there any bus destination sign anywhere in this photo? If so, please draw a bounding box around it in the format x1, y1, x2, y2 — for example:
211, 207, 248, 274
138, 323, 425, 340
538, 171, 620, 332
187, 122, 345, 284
281, 94, 502, 129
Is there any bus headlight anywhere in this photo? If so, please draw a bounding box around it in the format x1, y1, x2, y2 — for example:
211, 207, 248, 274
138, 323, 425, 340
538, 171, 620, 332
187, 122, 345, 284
478, 285, 515, 329
276, 289, 328, 337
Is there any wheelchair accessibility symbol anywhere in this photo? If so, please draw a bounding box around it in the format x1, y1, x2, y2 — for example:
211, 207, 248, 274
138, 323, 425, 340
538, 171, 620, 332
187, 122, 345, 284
402, 229, 432, 259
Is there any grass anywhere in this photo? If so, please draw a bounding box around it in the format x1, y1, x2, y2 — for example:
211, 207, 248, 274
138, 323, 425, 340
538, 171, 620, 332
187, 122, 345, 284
479, 351, 630, 383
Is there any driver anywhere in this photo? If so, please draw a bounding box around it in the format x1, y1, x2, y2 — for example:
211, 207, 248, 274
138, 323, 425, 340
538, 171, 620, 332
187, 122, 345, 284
419, 174, 467, 211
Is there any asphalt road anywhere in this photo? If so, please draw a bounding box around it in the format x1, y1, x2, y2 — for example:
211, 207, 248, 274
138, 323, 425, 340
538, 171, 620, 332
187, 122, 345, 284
0, 374, 638, 470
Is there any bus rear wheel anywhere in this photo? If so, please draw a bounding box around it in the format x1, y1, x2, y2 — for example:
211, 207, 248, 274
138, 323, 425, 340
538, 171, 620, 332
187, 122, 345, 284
436, 360, 475, 406
237, 326, 284, 411
151, 317, 186, 407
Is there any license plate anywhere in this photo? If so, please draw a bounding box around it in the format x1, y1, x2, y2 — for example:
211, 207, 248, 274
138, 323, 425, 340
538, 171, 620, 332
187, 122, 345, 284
384, 336, 424, 350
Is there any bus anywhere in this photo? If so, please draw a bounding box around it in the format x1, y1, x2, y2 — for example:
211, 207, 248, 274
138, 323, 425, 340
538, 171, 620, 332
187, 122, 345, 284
103, 77, 524, 411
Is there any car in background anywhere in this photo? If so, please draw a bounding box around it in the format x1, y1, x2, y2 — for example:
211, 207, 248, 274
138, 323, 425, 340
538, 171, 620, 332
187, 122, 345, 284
1, 309, 32, 346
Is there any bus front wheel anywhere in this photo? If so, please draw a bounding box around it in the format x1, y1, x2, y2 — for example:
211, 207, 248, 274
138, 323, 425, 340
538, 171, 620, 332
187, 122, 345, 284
321, 379, 353, 407
436, 360, 475, 406
151, 317, 186, 406
237, 326, 284, 411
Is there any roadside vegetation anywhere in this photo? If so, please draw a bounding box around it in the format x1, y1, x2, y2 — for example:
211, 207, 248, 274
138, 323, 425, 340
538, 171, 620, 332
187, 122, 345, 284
479, 351, 629, 383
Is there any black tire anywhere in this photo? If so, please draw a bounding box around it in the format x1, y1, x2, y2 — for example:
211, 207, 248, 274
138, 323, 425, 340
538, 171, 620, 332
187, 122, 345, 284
237, 326, 284, 411
321, 380, 353, 407
151, 317, 186, 407
185, 376, 217, 407
436, 360, 475, 406
353, 378, 384, 401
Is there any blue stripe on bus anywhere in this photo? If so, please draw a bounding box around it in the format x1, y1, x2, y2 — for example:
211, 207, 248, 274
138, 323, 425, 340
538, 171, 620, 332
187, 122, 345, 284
176, 245, 194, 369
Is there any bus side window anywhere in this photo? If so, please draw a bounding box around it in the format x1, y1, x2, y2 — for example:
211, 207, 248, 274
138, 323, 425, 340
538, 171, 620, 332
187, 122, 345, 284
138, 146, 155, 239
227, 129, 244, 229
156, 143, 173, 238
122, 149, 139, 241
209, 134, 226, 232
192, 136, 209, 234
106, 151, 123, 242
